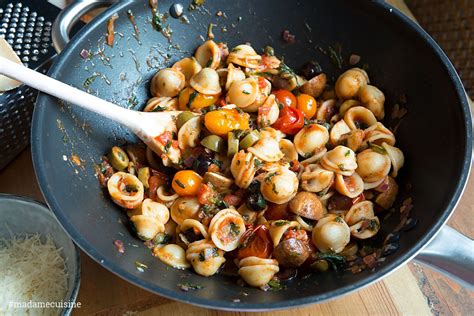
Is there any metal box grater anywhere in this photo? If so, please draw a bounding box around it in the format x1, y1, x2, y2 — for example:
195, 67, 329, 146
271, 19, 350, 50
0, 0, 60, 170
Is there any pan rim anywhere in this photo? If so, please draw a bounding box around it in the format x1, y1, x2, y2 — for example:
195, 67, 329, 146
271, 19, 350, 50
31, 0, 472, 311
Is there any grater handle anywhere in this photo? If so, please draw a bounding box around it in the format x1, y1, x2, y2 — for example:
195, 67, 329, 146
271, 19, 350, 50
52, 0, 118, 53
0, 56, 142, 133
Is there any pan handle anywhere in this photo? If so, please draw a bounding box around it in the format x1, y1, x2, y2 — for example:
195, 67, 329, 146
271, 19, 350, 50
52, 0, 118, 53
414, 225, 474, 291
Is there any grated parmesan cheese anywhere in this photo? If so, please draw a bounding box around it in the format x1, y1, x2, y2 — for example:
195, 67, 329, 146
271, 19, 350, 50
0, 234, 68, 316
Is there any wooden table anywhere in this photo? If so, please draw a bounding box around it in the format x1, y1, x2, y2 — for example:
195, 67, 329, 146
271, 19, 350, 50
1, 1, 473, 315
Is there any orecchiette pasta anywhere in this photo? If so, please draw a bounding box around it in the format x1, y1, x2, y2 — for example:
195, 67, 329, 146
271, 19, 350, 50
209, 208, 246, 251
107, 172, 144, 209
294, 124, 329, 158
100, 42, 406, 290
186, 240, 226, 276
238, 256, 279, 288
153, 244, 190, 270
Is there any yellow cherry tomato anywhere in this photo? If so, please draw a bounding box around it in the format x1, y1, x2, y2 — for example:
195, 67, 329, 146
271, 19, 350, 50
172, 170, 202, 196
178, 87, 219, 111
296, 93, 318, 119
204, 109, 250, 138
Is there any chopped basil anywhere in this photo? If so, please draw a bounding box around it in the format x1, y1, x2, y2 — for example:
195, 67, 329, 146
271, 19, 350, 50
174, 179, 186, 189
317, 252, 346, 273
188, 91, 199, 108
267, 279, 285, 291
164, 140, 172, 153
369, 142, 387, 155
125, 184, 138, 193
229, 222, 240, 236
274, 220, 289, 227
337, 164, 347, 171
199, 251, 206, 262
272, 183, 279, 194
265, 172, 277, 183
152, 233, 171, 245
345, 150, 351, 157
335, 216, 344, 223
254, 159, 263, 169
242, 90, 251, 95
210, 158, 223, 169
205, 56, 214, 67
368, 219, 379, 231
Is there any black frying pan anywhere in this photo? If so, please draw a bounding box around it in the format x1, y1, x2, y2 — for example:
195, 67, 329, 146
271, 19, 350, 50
30, 0, 473, 310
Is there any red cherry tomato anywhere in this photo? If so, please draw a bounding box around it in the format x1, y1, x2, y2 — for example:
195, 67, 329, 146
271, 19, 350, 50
196, 183, 217, 205
272, 105, 305, 135
223, 194, 242, 206
237, 225, 273, 259
274, 90, 297, 108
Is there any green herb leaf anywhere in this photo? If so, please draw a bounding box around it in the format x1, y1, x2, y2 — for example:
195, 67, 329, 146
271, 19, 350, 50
242, 90, 251, 95
174, 179, 186, 189
345, 150, 351, 157
369, 142, 387, 155
254, 159, 263, 169
229, 222, 240, 236
317, 252, 346, 273
267, 279, 285, 291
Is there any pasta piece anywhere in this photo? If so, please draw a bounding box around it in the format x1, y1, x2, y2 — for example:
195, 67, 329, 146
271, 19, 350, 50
356, 149, 391, 183
300, 148, 327, 165
382, 142, 405, 177
344, 106, 377, 130
209, 208, 246, 251
344, 201, 375, 226
248, 137, 284, 162
334, 172, 364, 198
180, 219, 209, 240
186, 240, 226, 277
150, 68, 185, 97
153, 244, 190, 269
178, 116, 201, 150
194, 40, 221, 69
330, 120, 351, 146
279, 139, 298, 162
127, 198, 169, 224
238, 256, 279, 288
364, 122, 396, 146
107, 172, 144, 209
260, 167, 298, 204
374, 176, 399, 209
339, 99, 361, 116
258, 95, 280, 127
226, 78, 259, 110
130, 215, 165, 241
312, 214, 350, 253
156, 186, 179, 203
350, 216, 380, 239
300, 164, 334, 193
335, 68, 369, 100
363, 177, 386, 190
172, 57, 202, 83
320, 146, 358, 176
358, 84, 385, 120
294, 124, 329, 158
268, 220, 300, 247
170, 197, 200, 225
190, 68, 222, 95
227, 44, 262, 69
144, 97, 178, 112
230, 150, 257, 189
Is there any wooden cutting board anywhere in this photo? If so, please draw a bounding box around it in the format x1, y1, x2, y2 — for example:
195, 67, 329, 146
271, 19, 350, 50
1, 1, 472, 315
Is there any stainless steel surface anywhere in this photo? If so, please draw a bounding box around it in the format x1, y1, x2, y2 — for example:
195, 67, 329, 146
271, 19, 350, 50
415, 225, 474, 291
51, 0, 116, 53
0, 194, 81, 315
0, 1, 57, 170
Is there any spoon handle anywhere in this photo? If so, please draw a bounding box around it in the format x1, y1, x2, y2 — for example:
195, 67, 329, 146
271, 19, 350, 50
0, 56, 142, 132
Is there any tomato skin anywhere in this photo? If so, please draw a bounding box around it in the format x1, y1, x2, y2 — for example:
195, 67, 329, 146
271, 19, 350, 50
264, 202, 291, 220
296, 93, 317, 118
172, 170, 202, 196
197, 183, 217, 205
274, 90, 297, 108
148, 175, 166, 201
223, 194, 242, 206
204, 109, 250, 138
237, 225, 273, 259
272, 105, 305, 135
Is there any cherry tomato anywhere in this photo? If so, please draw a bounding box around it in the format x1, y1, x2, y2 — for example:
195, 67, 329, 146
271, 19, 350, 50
178, 87, 219, 110
204, 108, 250, 138
274, 89, 297, 108
223, 194, 242, 206
264, 202, 291, 220
172, 170, 202, 196
154, 131, 178, 149
272, 105, 305, 135
237, 225, 273, 259
296, 93, 317, 118
148, 175, 166, 201
197, 183, 217, 205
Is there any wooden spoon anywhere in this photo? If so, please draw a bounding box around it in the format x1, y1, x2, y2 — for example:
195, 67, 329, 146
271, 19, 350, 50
0, 39, 181, 166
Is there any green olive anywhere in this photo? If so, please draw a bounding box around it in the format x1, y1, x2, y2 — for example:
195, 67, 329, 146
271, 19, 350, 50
311, 259, 329, 272
176, 111, 196, 130
107, 146, 129, 171
138, 167, 150, 189
227, 131, 240, 157
201, 135, 225, 153
239, 130, 261, 150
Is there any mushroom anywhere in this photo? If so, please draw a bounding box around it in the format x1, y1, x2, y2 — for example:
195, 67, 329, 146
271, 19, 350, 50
300, 73, 327, 98
288, 191, 326, 220
272, 238, 310, 268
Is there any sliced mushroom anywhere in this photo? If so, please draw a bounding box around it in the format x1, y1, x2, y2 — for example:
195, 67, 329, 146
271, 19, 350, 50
300, 164, 335, 193
300, 73, 327, 98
